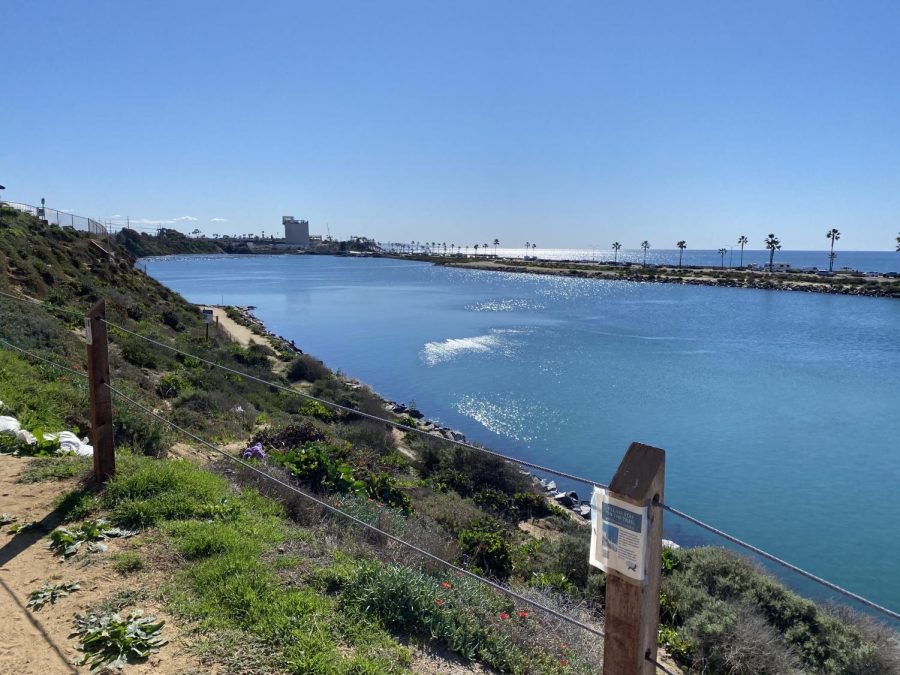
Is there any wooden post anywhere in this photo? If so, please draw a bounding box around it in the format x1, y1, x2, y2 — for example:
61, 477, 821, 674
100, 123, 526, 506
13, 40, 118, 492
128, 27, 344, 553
603, 442, 665, 675
86, 300, 115, 482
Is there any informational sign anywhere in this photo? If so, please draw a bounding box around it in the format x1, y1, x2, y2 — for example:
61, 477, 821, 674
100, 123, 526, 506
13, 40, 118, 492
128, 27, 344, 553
589, 487, 649, 583
201, 309, 214, 324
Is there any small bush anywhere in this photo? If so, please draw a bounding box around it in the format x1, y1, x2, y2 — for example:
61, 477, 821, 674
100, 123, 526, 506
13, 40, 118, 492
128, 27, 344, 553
113, 404, 168, 457
458, 518, 513, 579
287, 354, 331, 383
155, 372, 186, 399
120, 339, 157, 369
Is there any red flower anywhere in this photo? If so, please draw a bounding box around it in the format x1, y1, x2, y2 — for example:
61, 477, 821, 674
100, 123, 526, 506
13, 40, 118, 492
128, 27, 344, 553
518, 610, 529, 619
440, 582, 451, 589
499, 612, 510, 620
435, 598, 444, 606
560, 657, 569, 666
561, 643, 569, 651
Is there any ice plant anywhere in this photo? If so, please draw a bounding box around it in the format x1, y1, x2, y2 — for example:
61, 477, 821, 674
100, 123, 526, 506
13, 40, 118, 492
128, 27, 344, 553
435, 598, 444, 606
518, 610, 529, 619
499, 612, 509, 620
440, 582, 451, 589
560, 657, 569, 666
242, 442, 266, 460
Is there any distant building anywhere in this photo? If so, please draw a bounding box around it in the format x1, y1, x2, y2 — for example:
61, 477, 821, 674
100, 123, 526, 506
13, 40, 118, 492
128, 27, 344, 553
282, 216, 310, 247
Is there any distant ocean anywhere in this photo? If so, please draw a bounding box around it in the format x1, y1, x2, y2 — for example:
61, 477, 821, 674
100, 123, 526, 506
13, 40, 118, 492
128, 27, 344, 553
407, 247, 900, 274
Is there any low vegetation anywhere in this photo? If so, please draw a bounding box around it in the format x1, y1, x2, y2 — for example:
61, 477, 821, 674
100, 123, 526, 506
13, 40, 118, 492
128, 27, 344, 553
1, 203, 898, 673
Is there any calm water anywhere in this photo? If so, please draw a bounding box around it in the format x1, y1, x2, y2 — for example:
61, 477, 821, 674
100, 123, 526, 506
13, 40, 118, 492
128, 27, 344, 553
147, 254, 900, 614
419, 247, 900, 273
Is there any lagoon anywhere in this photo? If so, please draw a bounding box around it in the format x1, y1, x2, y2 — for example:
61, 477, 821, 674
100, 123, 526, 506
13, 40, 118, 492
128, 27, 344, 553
147, 254, 900, 614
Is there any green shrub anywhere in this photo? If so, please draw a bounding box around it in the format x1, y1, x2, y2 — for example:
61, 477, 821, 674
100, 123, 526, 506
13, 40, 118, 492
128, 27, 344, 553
113, 404, 168, 457
155, 372, 186, 399
112, 551, 144, 574
458, 519, 513, 579
298, 399, 333, 421
286, 354, 331, 383
120, 339, 157, 369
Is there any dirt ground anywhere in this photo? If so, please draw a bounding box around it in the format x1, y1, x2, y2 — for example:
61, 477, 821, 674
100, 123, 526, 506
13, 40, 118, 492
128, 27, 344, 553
0, 456, 200, 674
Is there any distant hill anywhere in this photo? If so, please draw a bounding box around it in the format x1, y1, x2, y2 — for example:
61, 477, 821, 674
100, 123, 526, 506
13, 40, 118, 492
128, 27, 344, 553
115, 227, 223, 257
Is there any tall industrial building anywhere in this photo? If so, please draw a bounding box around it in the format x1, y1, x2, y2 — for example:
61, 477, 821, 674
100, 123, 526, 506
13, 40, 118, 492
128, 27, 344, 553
282, 216, 310, 247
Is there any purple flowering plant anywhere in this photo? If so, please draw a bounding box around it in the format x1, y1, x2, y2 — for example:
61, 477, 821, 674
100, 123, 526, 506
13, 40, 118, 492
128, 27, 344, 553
242, 442, 266, 460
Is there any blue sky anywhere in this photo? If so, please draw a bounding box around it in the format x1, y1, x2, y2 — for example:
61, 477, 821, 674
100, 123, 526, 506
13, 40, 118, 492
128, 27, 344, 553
2, 1, 899, 250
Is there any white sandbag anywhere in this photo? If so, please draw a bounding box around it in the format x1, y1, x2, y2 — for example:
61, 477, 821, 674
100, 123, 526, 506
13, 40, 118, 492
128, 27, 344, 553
15, 429, 37, 445
43, 431, 93, 456
0, 416, 21, 434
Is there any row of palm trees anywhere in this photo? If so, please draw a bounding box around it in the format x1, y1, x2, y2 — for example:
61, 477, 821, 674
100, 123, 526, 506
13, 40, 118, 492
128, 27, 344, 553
615, 230, 851, 272
389, 239, 505, 256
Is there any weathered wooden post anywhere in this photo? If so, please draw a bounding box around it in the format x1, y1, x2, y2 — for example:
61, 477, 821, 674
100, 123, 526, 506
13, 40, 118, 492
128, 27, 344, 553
86, 300, 115, 481
595, 442, 665, 675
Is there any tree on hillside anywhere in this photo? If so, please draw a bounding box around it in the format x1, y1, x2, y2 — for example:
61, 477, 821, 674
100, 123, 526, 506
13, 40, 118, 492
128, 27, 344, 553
493, 238, 500, 256
765, 234, 781, 271
738, 235, 749, 267
640, 240, 650, 266
826, 228, 840, 272
612, 241, 622, 263
718, 247, 728, 269
676, 240, 687, 268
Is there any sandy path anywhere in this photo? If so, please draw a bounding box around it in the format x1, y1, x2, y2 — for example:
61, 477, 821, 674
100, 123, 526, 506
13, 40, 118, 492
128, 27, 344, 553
0, 457, 199, 674
202, 307, 268, 348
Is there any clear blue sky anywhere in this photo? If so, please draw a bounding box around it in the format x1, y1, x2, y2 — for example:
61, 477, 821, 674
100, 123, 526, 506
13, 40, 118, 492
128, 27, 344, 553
2, 1, 899, 250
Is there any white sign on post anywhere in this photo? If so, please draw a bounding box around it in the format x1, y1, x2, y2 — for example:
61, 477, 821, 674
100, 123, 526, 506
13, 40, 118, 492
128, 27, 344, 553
589, 486, 649, 584
201, 309, 214, 324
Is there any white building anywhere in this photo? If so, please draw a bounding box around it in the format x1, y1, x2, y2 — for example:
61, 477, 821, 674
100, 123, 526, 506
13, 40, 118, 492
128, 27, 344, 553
282, 216, 309, 247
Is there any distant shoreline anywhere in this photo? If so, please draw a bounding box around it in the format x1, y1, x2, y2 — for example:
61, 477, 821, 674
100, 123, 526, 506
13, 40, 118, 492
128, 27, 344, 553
389, 255, 900, 299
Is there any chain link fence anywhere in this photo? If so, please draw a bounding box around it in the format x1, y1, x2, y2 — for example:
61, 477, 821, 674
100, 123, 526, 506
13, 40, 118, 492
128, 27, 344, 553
3, 201, 109, 238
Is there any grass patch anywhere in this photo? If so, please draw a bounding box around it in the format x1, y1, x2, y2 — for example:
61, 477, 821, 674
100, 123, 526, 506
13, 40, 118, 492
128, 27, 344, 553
18, 455, 92, 483
112, 551, 144, 575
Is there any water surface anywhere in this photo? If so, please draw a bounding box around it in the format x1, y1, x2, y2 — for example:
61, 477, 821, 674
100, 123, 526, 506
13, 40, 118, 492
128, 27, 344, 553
147, 254, 900, 614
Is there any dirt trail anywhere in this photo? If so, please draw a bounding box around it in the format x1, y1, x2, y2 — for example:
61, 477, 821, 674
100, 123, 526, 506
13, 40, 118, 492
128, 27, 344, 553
0, 457, 198, 674
202, 306, 268, 348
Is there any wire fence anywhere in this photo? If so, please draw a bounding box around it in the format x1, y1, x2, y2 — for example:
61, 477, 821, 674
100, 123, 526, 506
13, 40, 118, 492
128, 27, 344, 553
2, 286, 900, 628
3, 201, 109, 238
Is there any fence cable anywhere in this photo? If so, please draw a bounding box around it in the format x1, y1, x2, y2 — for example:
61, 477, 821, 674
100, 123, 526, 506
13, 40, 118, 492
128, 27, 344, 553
102, 318, 610, 491
660, 503, 900, 622
2, 295, 900, 624
103, 382, 606, 639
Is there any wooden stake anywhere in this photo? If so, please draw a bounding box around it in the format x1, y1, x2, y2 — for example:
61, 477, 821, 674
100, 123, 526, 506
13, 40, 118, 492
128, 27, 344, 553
603, 442, 665, 675
86, 300, 115, 482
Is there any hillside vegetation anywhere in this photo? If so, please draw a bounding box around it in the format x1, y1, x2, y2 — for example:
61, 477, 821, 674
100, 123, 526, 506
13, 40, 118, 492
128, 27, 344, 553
0, 202, 897, 673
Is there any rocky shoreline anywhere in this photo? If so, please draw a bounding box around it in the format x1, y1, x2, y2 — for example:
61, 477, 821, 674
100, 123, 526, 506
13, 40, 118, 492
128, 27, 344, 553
419, 257, 900, 299
221, 304, 597, 523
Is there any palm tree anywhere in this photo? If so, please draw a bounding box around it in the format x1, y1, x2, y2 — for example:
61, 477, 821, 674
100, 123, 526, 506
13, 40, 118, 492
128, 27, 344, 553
826, 228, 840, 272
676, 241, 687, 268
612, 241, 622, 263
493, 238, 500, 257
896, 232, 900, 252
765, 234, 781, 271
525, 241, 530, 259
737, 235, 748, 267
640, 240, 650, 266
483, 242, 489, 256
717, 247, 727, 268
474, 244, 479, 256
531, 243, 536, 257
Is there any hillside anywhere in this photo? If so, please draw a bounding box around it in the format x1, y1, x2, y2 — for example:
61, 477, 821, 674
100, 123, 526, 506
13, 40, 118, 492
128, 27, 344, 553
115, 227, 224, 257
0, 202, 897, 673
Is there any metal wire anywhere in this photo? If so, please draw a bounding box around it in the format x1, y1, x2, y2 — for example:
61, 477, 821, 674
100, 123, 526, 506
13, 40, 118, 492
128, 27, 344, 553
102, 318, 610, 491
3, 294, 900, 624
647, 654, 680, 675
661, 503, 900, 623
104, 383, 606, 639
0, 336, 89, 381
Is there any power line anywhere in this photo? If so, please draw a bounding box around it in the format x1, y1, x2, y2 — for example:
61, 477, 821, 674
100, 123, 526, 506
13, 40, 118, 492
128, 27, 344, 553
104, 382, 606, 640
